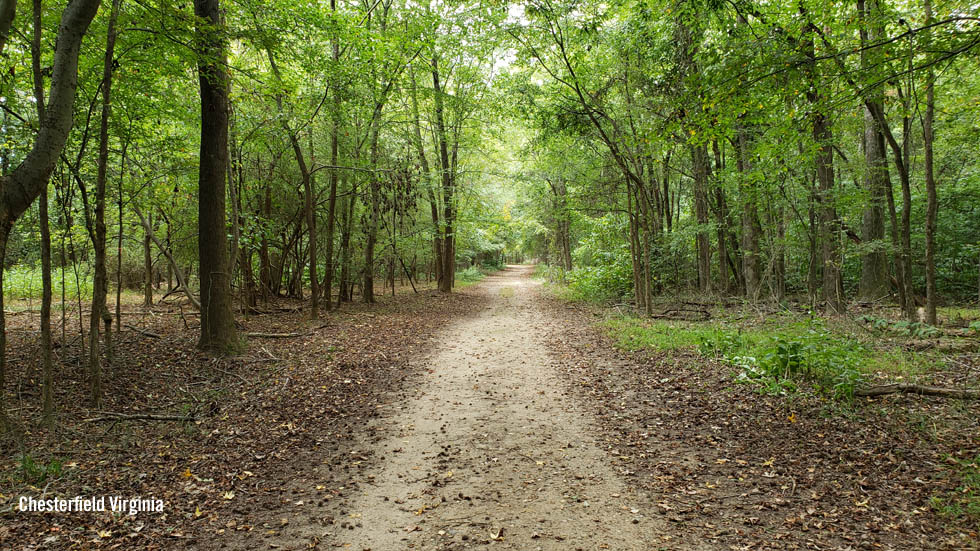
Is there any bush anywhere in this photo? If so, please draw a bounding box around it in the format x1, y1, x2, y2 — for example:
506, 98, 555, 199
457, 266, 487, 284
701, 322, 866, 399
564, 254, 633, 303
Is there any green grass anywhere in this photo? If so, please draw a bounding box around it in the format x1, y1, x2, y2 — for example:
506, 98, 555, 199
603, 318, 727, 351
3, 264, 94, 303
601, 312, 932, 399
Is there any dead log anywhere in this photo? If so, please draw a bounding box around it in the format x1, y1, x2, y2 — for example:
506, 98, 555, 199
907, 340, 978, 353
84, 413, 196, 423
856, 383, 980, 400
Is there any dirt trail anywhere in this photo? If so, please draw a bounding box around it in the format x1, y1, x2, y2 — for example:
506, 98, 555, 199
324, 265, 665, 550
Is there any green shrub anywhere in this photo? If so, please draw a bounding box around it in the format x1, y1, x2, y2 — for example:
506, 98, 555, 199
607, 317, 868, 400
457, 266, 486, 283
18, 454, 64, 484
704, 323, 865, 399
859, 315, 942, 338
565, 253, 633, 303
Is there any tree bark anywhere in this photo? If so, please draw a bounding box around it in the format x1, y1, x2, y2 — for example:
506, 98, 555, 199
857, 0, 891, 301
692, 145, 712, 292
32, 0, 54, 427
432, 56, 455, 293
736, 128, 762, 300
803, 28, 843, 313
362, 125, 381, 304
337, 177, 355, 306
923, 0, 938, 325
143, 211, 153, 306
88, 0, 122, 407
195, 0, 240, 353
410, 68, 445, 289
322, 0, 340, 309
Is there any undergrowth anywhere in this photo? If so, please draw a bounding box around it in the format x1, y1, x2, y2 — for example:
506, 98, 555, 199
3, 264, 94, 303
455, 265, 498, 287
602, 315, 924, 401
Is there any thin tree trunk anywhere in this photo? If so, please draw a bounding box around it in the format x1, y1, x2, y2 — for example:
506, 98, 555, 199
88, 0, 121, 406
692, 145, 712, 292
736, 129, 762, 300
337, 177, 355, 306
322, 0, 340, 309
114, 144, 127, 352
923, 0, 938, 325
259, 183, 272, 301
363, 126, 381, 304
143, 211, 153, 306
409, 68, 443, 288
31, 0, 54, 427
804, 28, 843, 313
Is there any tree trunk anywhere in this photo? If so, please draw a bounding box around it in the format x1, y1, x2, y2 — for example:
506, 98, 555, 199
322, 0, 340, 309
259, 183, 272, 301
923, 0, 938, 325
40, 186, 54, 426
114, 143, 127, 349
195, 0, 240, 353
736, 129, 762, 300
362, 123, 381, 304
432, 56, 455, 293
409, 68, 444, 289
88, 0, 121, 407
803, 28, 843, 313
692, 145, 712, 292
31, 0, 54, 427
143, 211, 153, 306
857, 0, 891, 301
337, 177, 355, 306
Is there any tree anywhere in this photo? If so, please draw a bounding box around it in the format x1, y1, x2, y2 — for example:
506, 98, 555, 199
194, 0, 240, 353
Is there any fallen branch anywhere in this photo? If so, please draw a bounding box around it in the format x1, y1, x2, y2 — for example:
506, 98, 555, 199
84, 412, 196, 423
246, 331, 311, 338
124, 324, 161, 338
856, 383, 980, 400
650, 308, 711, 321
133, 204, 201, 310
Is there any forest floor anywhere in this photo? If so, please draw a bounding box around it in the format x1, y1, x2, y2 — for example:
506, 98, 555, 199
1, 266, 978, 550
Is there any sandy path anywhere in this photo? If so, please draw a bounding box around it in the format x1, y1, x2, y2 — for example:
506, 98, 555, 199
327, 266, 664, 550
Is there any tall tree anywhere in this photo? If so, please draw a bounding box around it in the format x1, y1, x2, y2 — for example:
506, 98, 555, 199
194, 0, 240, 353
857, 0, 891, 301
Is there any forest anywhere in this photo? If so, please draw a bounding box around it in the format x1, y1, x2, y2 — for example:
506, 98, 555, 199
0, 0, 979, 548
